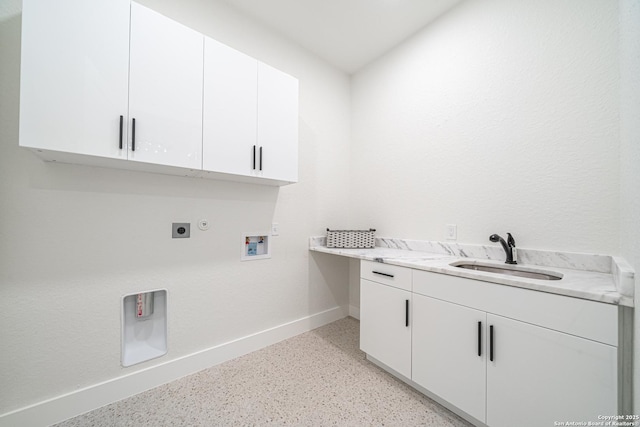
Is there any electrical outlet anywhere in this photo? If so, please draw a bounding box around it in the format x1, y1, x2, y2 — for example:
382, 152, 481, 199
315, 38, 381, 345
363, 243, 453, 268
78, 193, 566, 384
446, 224, 457, 240
271, 223, 279, 236
172, 223, 190, 238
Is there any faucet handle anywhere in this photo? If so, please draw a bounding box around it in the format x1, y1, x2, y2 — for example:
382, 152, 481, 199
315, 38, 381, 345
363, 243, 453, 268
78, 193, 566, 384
506, 233, 518, 264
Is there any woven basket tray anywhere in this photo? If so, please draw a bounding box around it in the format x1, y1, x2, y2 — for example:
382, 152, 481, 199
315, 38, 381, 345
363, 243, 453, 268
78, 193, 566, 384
326, 228, 376, 249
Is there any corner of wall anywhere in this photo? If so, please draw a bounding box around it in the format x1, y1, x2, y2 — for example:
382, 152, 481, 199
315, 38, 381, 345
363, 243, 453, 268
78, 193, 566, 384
618, 0, 640, 415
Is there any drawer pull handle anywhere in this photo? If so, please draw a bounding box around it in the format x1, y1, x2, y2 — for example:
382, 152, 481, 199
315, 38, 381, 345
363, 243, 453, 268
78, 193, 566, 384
131, 118, 136, 152
478, 321, 482, 357
252, 145, 256, 170
489, 325, 494, 362
405, 299, 409, 327
118, 115, 123, 149
372, 271, 394, 278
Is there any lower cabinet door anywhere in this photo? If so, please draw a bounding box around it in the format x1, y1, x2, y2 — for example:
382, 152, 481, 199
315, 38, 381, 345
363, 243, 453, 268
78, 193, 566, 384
360, 279, 411, 378
412, 294, 487, 422
486, 314, 618, 427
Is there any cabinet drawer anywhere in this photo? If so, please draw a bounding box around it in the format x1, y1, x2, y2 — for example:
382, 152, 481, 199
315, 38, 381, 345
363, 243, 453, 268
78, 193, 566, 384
361, 260, 411, 291
413, 269, 618, 346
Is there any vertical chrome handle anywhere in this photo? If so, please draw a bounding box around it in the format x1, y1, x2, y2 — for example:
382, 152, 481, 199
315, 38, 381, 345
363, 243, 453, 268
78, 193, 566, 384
252, 145, 256, 170
131, 118, 136, 152
489, 325, 494, 362
119, 115, 123, 149
405, 299, 409, 327
259, 146, 263, 171
478, 321, 482, 357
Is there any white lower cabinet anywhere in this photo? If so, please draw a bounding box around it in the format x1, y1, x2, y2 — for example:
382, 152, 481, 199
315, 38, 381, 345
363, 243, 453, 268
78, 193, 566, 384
361, 261, 620, 427
485, 314, 617, 427
412, 294, 617, 426
360, 261, 412, 379
412, 294, 487, 422
360, 278, 411, 378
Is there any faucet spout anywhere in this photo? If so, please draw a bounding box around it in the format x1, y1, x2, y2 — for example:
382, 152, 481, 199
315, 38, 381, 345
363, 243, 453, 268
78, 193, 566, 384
490, 233, 517, 264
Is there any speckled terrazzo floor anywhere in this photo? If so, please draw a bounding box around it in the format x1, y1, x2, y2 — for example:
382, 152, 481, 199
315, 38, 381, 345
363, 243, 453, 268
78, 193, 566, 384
53, 317, 473, 427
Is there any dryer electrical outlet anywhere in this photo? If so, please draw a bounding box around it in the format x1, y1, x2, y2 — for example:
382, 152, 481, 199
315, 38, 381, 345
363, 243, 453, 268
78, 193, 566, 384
172, 223, 190, 238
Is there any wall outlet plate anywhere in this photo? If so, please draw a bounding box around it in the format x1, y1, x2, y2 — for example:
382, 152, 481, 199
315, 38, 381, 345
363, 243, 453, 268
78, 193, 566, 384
172, 223, 190, 238
446, 224, 457, 240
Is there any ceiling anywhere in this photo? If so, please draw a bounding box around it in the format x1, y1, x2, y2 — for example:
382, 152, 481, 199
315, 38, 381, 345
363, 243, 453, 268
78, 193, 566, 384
218, 0, 463, 74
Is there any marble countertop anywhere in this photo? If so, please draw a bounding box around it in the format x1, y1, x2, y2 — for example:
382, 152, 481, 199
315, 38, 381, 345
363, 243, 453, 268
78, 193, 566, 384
309, 237, 634, 307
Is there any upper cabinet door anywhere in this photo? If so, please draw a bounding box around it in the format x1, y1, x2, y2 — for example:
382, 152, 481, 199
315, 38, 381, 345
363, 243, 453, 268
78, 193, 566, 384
128, 3, 203, 169
19, 0, 130, 159
202, 38, 258, 176
257, 63, 299, 183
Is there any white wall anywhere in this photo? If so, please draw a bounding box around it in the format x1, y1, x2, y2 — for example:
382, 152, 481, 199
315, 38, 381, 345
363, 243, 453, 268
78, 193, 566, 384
351, 0, 620, 254
0, 0, 351, 415
1, 0, 636, 419
619, 0, 640, 414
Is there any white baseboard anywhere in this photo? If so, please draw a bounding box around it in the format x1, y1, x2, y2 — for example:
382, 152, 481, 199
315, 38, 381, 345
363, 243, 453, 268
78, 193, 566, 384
0, 306, 348, 427
349, 305, 360, 320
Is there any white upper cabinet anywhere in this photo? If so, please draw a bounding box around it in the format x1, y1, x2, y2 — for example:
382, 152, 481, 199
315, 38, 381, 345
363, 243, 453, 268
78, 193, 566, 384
19, 1, 297, 185
202, 45, 299, 183
128, 3, 204, 170
20, 0, 131, 159
202, 37, 258, 176
257, 63, 299, 183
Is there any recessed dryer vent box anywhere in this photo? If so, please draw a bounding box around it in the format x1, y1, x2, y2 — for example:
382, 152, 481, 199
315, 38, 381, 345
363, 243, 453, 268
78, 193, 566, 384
121, 289, 167, 367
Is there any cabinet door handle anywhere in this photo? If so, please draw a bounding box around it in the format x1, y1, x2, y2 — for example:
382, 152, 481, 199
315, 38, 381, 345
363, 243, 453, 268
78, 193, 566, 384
131, 118, 136, 152
252, 145, 256, 170
478, 321, 482, 357
489, 325, 494, 362
405, 299, 409, 327
119, 115, 123, 149
259, 146, 263, 171
372, 271, 394, 278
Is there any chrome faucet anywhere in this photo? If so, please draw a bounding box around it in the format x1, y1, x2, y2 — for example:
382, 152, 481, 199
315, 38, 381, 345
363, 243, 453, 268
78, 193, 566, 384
489, 233, 517, 264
